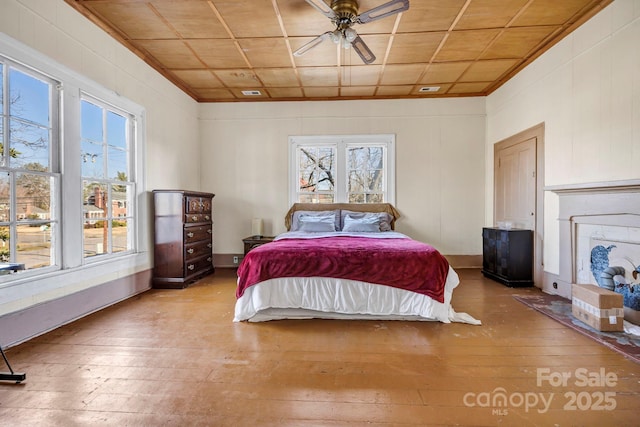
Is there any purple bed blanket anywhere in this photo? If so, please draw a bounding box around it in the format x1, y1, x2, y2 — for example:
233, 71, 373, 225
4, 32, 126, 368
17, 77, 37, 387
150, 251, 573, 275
236, 235, 450, 303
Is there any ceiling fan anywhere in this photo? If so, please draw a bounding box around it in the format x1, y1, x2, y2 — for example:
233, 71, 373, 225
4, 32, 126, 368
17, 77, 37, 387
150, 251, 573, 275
293, 0, 410, 64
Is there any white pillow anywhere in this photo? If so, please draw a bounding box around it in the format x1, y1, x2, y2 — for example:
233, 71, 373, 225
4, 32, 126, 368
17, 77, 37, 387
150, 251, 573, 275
340, 210, 392, 231
298, 214, 338, 232
290, 210, 339, 231
341, 214, 381, 232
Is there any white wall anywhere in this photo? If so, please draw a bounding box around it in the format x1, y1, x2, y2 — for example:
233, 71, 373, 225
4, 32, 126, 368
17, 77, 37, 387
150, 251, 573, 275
0, 0, 200, 319
199, 98, 486, 257
486, 0, 640, 279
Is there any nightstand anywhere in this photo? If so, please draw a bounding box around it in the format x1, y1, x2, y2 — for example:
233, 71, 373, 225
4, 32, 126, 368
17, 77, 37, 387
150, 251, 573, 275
481, 227, 533, 287
242, 235, 275, 255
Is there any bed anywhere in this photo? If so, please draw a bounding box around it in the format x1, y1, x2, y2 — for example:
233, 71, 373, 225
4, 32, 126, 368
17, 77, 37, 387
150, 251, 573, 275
234, 203, 480, 325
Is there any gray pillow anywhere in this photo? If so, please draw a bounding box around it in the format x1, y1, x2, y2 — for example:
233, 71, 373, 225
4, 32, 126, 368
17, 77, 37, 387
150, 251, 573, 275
340, 210, 392, 231
297, 214, 337, 232
341, 214, 381, 232
290, 210, 339, 231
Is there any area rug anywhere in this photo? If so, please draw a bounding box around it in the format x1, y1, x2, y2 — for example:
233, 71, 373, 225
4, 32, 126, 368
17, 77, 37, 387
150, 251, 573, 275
513, 294, 640, 364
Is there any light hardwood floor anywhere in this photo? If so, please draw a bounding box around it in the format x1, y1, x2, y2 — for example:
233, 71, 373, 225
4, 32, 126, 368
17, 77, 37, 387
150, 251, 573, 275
1, 268, 638, 426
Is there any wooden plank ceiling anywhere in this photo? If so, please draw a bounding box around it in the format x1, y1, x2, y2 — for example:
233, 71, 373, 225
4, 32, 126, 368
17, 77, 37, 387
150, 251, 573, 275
64, 0, 612, 102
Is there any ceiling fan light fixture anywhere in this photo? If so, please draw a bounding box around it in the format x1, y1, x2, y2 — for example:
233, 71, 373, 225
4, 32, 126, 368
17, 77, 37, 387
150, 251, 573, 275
344, 28, 357, 42
296, 0, 410, 64
330, 30, 342, 44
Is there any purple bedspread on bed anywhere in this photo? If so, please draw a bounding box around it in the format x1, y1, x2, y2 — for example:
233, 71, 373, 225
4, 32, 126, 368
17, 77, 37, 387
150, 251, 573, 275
236, 236, 450, 303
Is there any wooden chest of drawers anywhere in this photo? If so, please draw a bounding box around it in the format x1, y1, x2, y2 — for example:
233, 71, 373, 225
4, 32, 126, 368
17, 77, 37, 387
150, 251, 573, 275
153, 190, 215, 288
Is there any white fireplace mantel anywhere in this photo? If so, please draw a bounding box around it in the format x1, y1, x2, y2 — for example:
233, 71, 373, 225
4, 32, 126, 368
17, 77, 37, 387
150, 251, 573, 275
546, 180, 640, 298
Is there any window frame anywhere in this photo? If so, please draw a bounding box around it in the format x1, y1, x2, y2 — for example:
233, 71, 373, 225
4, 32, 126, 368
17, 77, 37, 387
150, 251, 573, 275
80, 94, 137, 262
0, 56, 62, 276
0, 32, 146, 287
289, 134, 395, 206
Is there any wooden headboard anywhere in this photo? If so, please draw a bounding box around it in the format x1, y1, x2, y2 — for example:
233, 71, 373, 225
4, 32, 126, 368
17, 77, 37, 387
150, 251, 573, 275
284, 203, 400, 230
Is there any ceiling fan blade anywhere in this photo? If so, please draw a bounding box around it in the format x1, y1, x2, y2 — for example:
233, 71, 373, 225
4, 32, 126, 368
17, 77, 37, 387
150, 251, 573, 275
304, 0, 336, 19
356, 0, 409, 24
351, 35, 376, 64
293, 31, 332, 57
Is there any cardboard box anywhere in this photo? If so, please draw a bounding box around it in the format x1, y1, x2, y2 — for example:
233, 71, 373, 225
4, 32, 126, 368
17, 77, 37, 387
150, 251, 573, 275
572, 284, 624, 332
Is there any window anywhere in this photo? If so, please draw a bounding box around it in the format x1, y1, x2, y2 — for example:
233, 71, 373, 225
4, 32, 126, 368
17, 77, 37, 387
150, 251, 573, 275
289, 135, 395, 205
0, 33, 144, 284
0, 58, 60, 270
81, 96, 135, 259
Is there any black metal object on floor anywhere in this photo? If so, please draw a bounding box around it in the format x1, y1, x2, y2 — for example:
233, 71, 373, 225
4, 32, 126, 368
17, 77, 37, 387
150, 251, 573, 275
0, 345, 26, 383
0, 262, 27, 382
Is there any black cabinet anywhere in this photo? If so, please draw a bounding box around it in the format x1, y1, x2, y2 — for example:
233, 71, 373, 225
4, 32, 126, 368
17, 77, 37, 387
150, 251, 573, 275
482, 227, 533, 287
242, 235, 275, 255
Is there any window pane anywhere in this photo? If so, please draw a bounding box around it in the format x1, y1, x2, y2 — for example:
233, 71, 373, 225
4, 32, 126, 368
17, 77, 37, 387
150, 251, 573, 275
112, 184, 129, 217
318, 194, 334, 203
0, 64, 3, 166
347, 145, 384, 201
316, 170, 333, 191
0, 225, 10, 262
108, 146, 127, 181
83, 181, 107, 217
349, 193, 364, 203
297, 146, 335, 199
15, 172, 52, 221
299, 166, 316, 191
83, 220, 107, 258
81, 141, 104, 178
112, 218, 130, 254
9, 69, 50, 127
348, 170, 365, 192
9, 119, 50, 170
366, 170, 383, 192
0, 120, 4, 166
0, 172, 10, 222
0, 64, 3, 115
81, 100, 103, 142
107, 111, 127, 150
16, 223, 52, 269
299, 194, 315, 203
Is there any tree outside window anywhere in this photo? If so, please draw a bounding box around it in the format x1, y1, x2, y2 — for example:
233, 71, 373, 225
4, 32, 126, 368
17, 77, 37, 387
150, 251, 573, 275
290, 135, 394, 205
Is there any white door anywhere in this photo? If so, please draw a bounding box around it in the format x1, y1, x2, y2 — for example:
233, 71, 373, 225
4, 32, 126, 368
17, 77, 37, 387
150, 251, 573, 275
495, 137, 536, 230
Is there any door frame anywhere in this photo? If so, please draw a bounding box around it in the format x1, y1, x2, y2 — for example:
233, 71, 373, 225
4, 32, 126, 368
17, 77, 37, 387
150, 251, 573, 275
494, 123, 545, 288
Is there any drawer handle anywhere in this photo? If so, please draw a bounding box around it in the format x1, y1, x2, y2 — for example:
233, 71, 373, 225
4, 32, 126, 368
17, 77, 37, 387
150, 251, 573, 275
207, 229, 212, 234
192, 215, 198, 221
188, 264, 195, 271
187, 232, 194, 238
207, 257, 212, 262
187, 248, 194, 254
205, 215, 210, 221
207, 243, 212, 248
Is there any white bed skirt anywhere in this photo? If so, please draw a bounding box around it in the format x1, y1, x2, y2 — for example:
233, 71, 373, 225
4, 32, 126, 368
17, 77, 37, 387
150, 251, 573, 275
234, 266, 481, 324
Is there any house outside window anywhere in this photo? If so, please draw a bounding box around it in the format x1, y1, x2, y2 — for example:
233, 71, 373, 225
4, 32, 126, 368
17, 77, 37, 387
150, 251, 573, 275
81, 97, 135, 259
0, 58, 60, 270
289, 134, 395, 205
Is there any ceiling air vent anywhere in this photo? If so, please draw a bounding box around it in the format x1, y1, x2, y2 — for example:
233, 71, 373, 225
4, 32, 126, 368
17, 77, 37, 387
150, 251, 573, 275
419, 86, 440, 93
241, 90, 262, 96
